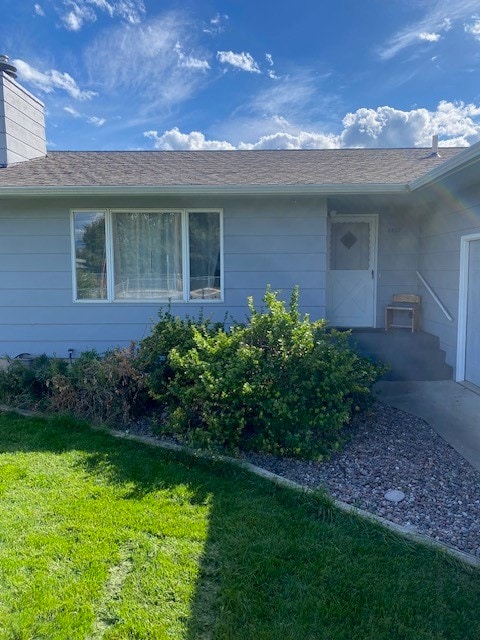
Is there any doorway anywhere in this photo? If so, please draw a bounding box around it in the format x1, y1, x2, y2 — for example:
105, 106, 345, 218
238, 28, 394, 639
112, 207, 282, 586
327, 214, 378, 327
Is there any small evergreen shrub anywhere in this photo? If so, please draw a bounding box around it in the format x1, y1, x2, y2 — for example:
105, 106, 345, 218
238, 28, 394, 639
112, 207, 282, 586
144, 287, 385, 459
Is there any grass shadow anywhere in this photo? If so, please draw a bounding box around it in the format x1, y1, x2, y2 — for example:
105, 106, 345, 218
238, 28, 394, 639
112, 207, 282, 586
0, 411, 479, 639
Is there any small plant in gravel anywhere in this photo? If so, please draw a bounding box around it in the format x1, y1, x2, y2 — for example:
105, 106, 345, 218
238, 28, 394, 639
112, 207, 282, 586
143, 287, 385, 459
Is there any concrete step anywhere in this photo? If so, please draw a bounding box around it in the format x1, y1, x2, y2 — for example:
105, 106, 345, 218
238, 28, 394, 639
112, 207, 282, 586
348, 329, 453, 381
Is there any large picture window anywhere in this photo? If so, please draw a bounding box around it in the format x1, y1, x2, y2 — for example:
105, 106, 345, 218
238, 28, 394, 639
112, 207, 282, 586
71, 209, 223, 302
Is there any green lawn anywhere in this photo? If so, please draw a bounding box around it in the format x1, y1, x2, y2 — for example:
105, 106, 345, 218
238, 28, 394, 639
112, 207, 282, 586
0, 412, 478, 640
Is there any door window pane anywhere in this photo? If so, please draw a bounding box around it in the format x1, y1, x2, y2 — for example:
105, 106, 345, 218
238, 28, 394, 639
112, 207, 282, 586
112, 211, 183, 300
73, 212, 107, 299
330, 222, 370, 270
189, 211, 221, 300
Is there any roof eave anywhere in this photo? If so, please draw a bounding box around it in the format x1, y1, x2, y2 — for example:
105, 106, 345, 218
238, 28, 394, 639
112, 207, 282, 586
0, 182, 409, 198
409, 141, 480, 191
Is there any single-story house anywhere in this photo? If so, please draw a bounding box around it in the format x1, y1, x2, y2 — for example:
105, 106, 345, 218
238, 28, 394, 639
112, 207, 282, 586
1, 59, 480, 388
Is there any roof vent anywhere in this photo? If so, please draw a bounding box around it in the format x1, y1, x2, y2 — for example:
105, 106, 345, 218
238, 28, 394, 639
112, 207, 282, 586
0, 54, 17, 79
431, 134, 441, 157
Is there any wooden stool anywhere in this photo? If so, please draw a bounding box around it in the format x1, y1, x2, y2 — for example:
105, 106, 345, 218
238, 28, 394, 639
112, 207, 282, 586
385, 294, 421, 332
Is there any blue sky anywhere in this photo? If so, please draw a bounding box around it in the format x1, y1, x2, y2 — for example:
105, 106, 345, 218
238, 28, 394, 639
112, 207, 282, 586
1, 0, 480, 150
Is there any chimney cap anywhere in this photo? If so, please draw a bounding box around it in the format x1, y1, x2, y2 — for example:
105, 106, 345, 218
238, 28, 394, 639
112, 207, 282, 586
0, 54, 17, 79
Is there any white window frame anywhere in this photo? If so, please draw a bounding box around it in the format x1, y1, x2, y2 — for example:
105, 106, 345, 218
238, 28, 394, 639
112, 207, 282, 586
71, 208, 224, 303
70, 209, 109, 304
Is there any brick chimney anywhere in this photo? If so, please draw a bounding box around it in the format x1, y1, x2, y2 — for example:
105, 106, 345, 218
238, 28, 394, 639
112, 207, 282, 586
0, 55, 46, 167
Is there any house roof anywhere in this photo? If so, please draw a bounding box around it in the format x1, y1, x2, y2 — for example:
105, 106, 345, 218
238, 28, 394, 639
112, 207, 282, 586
0, 147, 465, 196
0, 147, 461, 187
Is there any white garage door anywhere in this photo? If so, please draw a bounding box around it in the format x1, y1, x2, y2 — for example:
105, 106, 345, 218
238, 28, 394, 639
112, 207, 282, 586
465, 239, 480, 387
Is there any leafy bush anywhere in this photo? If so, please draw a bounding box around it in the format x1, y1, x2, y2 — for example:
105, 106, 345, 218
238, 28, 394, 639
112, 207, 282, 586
137, 306, 226, 403
48, 345, 149, 427
0, 346, 148, 428
145, 287, 385, 459
0, 354, 68, 409
0, 289, 384, 453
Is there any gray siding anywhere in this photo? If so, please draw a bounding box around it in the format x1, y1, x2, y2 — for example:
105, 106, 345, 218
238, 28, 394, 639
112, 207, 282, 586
418, 183, 480, 370
0, 195, 327, 357
376, 210, 419, 327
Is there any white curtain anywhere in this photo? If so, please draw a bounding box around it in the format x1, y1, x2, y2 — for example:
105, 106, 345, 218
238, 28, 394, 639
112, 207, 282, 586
113, 212, 183, 299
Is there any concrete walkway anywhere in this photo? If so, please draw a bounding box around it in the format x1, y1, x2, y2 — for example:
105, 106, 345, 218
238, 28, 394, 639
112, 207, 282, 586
374, 380, 480, 472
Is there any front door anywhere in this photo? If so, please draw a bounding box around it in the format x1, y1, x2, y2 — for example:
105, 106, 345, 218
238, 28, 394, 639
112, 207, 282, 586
327, 215, 377, 327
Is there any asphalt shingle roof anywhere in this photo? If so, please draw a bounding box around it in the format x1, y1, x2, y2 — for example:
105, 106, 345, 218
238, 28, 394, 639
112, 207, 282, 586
0, 148, 464, 189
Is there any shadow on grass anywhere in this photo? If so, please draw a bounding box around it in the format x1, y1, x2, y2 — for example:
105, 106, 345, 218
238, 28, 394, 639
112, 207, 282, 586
0, 411, 479, 640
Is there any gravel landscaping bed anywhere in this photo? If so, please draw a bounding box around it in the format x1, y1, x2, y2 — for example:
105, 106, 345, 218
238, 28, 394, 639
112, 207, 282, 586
241, 403, 480, 558
126, 401, 480, 558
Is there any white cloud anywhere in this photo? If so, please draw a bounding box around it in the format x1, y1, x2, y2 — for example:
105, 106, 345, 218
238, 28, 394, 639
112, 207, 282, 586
144, 126, 339, 150
378, 0, 479, 59
418, 32, 441, 42
240, 131, 340, 150
207, 71, 338, 148
340, 102, 480, 147
85, 13, 211, 112
204, 12, 228, 35
34, 3, 45, 16
63, 12, 83, 30
64, 106, 81, 117
144, 128, 235, 150
57, 0, 145, 31
60, 2, 96, 31
13, 59, 97, 100
181, 56, 210, 71
95, 0, 145, 24
87, 115, 106, 126
264, 53, 279, 79
64, 105, 106, 126
174, 43, 210, 71
217, 50, 261, 73
465, 18, 480, 40
144, 101, 480, 150
248, 71, 333, 120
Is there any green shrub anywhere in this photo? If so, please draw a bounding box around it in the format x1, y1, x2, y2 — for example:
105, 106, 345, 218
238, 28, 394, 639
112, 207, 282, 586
0, 347, 149, 428
145, 287, 385, 459
137, 307, 226, 404
0, 354, 68, 409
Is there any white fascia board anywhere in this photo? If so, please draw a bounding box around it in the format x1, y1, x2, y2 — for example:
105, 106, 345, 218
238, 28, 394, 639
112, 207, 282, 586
409, 141, 480, 191
0, 182, 408, 198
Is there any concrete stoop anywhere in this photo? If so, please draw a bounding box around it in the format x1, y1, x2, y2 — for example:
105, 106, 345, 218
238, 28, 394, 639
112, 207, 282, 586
349, 329, 453, 381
